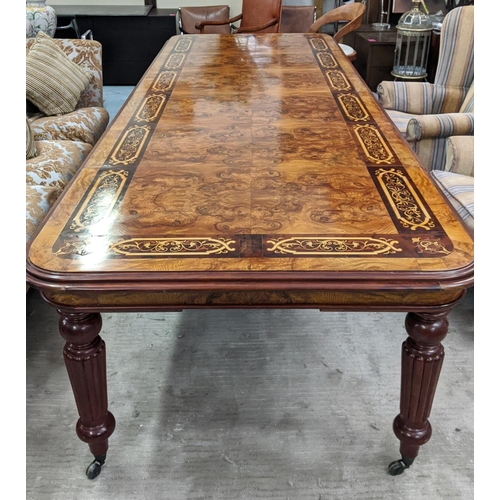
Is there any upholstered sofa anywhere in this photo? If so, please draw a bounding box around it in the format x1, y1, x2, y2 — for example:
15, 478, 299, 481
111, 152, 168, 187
26, 33, 109, 244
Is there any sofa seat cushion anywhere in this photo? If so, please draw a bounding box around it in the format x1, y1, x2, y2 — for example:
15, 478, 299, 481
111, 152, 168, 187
26, 140, 92, 196
385, 110, 417, 138
26, 116, 37, 160
26, 184, 59, 242
26, 31, 91, 116
28, 107, 109, 146
431, 170, 474, 231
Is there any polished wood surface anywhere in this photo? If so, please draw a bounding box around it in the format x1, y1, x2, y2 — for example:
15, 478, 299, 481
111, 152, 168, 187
26, 34, 474, 478
27, 34, 472, 286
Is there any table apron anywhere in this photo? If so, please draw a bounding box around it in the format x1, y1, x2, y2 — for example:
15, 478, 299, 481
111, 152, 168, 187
41, 288, 466, 313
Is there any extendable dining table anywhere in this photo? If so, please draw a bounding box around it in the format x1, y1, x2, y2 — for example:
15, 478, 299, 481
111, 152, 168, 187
26, 33, 474, 479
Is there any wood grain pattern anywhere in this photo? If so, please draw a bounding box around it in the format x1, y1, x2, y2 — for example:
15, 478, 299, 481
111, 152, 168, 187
27, 34, 473, 290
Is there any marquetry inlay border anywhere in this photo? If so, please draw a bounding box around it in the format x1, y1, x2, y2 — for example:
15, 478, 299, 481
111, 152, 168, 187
52, 35, 453, 260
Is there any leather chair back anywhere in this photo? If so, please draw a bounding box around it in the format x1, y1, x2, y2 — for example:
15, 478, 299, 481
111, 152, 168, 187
280, 6, 316, 33
179, 6, 231, 34
240, 0, 283, 33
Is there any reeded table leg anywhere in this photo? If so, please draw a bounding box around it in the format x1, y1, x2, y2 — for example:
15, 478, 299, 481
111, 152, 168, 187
58, 311, 116, 479
389, 311, 448, 475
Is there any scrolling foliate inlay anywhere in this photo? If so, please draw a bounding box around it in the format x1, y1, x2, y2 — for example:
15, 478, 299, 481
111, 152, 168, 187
317, 52, 338, 69
266, 237, 402, 255
109, 238, 236, 256
338, 94, 370, 121
69, 169, 129, 232
376, 168, 435, 231
152, 71, 177, 92
309, 36, 329, 51
135, 94, 166, 122
412, 237, 451, 255
325, 70, 351, 91
164, 53, 185, 69
173, 37, 192, 52
108, 125, 151, 166
54, 240, 89, 257
354, 125, 395, 165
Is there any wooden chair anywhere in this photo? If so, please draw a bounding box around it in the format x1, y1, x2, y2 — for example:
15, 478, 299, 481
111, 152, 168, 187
178, 5, 231, 34
280, 5, 316, 33
308, 2, 366, 61
196, 0, 283, 34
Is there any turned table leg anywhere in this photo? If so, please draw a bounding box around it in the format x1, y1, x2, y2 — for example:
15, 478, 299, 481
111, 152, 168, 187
389, 311, 448, 475
58, 311, 116, 479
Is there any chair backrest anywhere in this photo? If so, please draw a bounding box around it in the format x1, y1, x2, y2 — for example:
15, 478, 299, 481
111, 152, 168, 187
280, 6, 316, 33
308, 2, 365, 42
458, 80, 474, 113
240, 0, 283, 33
179, 5, 231, 34
434, 6, 474, 90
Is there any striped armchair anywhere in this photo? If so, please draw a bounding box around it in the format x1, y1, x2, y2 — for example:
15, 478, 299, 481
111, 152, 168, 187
430, 136, 474, 232
377, 5, 474, 172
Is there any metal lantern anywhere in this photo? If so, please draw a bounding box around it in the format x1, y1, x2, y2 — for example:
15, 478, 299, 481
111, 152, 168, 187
392, 0, 433, 80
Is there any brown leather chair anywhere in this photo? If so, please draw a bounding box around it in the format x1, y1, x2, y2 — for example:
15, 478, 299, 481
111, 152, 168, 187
196, 0, 283, 34
308, 2, 366, 61
280, 5, 316, 33
179, 5, 231, 34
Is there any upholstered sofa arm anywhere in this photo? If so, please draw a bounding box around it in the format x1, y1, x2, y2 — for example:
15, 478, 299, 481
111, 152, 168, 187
26, 38, 104, 108
444, 136, 474, 177
377, 81, 469, 115
406, 113, 474, 141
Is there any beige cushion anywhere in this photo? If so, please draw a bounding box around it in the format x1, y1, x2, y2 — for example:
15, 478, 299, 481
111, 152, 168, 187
444, 136, 474, 177
28, 107, 110, 146
26, 140, 92, 196
431, 170, 474, 231
26, 31, 91, 116
26, 116, 37, 160
385, 110, 417, 137
26, 184, 59, 243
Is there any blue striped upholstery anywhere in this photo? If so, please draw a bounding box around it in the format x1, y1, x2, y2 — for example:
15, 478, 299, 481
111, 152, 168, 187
459, 81, 474, 113
434, 7, 474, 91
376, 6, 474, 172
431, 170, 474, 231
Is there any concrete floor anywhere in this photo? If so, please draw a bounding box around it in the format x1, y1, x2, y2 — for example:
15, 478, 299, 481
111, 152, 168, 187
26, 286, 474, 499
103, 85, 135, 123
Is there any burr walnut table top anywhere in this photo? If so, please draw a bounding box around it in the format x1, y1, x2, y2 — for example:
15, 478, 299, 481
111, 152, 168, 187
26, 34, 474, 309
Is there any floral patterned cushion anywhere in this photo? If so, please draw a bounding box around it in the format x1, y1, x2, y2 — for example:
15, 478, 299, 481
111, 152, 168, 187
28, 107, 109, 146
26, 140, 92, 196
26, 32, 91, 116
26, 184, 59, 242
26, 116, 37, 159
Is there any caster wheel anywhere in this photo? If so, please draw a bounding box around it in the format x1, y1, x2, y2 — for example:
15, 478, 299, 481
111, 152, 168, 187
388, 457, 414, 476
85, 454, 106, 480
388, 460, 406, 475
86, 460, 101, 480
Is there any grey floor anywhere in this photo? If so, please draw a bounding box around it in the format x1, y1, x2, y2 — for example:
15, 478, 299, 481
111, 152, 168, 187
26, 87, 474, 499
26, 286, 474, 500
103, 86, 135, 123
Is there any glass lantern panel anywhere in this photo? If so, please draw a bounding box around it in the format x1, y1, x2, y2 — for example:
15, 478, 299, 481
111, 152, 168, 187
392, 31, 432, 79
